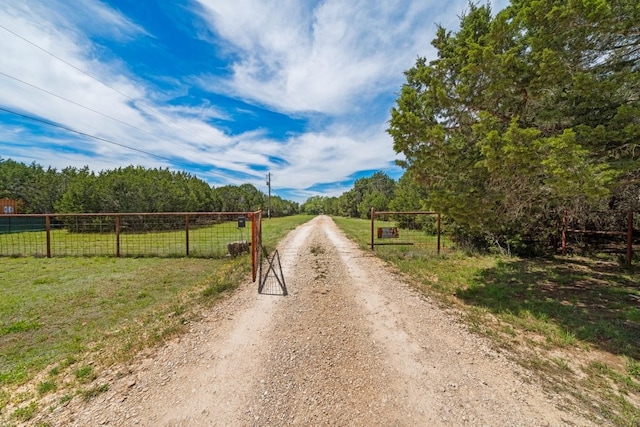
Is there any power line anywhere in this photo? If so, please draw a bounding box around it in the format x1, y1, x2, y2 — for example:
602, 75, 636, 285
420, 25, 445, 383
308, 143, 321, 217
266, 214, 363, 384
0, 23, 216, 146
0, 23, 135, 99
266, 172, 272, 218
0, 106, 234, 180
0, 23, 239, 181
0, 71, 157, 138
0, 106, 175, 163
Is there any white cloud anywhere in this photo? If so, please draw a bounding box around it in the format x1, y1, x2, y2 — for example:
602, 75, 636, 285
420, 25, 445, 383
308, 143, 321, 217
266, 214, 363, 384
0, 2, 257, 178
0, 0, 513, 203
193, 0, 490, 116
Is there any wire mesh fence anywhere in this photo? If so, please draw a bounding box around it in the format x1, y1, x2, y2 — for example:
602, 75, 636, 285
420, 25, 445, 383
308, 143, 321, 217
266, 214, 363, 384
370, 210, 446, 257
0, 212, 258, 259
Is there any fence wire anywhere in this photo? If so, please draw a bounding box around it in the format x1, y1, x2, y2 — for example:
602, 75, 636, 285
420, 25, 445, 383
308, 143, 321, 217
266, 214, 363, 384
0, 212, 256, 259
371, 210, 445, 257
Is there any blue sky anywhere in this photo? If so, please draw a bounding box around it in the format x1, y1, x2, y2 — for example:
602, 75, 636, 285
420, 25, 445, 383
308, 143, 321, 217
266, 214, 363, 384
0, 0, 508, 203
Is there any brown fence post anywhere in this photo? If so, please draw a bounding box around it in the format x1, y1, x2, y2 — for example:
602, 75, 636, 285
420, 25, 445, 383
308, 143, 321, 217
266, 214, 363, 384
437, 212, 441, 255
562, 212, 567, 255
115, 215, 121, 258
370, 207, 375, 251
627, 210, 633, 267
45, 215, 51, 258
185, 214, 190, 257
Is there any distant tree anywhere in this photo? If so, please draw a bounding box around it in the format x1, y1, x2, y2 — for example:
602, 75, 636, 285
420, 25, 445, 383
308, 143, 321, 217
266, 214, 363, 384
354, 172, 396, 218
301, 196, 326, 215
0, 158, 70, 213
268, 195, 299, 217
1, 158, 300, 217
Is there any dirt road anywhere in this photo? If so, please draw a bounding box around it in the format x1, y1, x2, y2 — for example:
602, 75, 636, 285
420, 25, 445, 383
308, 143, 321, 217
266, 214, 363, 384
48, 215, 598, 426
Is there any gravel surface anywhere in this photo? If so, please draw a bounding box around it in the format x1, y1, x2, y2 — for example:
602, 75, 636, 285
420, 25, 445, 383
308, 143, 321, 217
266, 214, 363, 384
44, 215, 598, 426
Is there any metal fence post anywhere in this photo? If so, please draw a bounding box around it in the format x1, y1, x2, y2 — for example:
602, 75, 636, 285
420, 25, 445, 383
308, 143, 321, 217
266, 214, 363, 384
45, 215, 51, 258
562, 212, 567, 255
185, 214, 190, 257
115, 215, 121, 257
627, 210, 633, 267
437, 212, 441, 255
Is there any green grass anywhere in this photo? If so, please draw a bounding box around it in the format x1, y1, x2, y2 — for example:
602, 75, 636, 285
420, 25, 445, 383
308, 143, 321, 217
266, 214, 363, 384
333, 215, 640, 425
0, 214, 311, 422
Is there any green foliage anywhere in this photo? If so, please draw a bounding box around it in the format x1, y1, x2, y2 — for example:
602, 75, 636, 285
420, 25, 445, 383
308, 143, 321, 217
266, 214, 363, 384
73, 365, 96, 383
302, 172, 397, 218
0, 158, 299, 216
387, 0, 639, 253
80, 383, 109, 401
388, 170, 430, 215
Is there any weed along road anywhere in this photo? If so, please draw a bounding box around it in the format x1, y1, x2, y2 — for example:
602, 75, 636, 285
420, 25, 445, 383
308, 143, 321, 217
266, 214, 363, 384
48, 216, 597, 426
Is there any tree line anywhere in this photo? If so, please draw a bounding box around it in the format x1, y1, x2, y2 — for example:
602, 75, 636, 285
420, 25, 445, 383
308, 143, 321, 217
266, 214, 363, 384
300, 171, 426, 218
0, 158, 298, 216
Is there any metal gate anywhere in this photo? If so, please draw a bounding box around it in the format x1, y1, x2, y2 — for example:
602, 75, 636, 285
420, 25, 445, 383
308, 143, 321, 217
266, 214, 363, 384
370, 208, 442, 255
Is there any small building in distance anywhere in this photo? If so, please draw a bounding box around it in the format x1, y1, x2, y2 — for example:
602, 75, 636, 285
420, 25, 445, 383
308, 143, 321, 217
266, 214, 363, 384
0, 198, 19, 215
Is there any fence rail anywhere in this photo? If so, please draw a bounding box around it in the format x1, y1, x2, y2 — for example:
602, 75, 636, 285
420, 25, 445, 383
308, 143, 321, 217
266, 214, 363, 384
562, 210, 638, 266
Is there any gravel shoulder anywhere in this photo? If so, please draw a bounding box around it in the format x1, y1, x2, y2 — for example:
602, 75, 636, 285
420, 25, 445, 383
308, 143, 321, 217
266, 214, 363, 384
45, 215, 599, 426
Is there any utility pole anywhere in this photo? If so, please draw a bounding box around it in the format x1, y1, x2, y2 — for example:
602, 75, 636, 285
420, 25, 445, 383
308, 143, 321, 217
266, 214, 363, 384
266, 172, 271, 219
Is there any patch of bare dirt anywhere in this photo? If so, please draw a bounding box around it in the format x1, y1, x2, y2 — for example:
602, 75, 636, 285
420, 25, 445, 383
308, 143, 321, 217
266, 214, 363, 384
39, 216, 602, 426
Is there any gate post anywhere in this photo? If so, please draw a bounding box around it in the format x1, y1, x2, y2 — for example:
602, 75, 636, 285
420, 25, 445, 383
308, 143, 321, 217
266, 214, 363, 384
562, 212, 567, 255
115, 215, 121, 258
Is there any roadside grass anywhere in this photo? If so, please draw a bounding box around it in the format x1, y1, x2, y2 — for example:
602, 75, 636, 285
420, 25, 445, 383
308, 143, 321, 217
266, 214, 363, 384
0, 214, 311, 424
333, 216, 640, 426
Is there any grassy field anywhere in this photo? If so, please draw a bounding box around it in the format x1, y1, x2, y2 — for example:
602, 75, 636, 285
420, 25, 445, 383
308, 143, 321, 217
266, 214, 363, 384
334, 216, 640, 426
0, 214, 312, 424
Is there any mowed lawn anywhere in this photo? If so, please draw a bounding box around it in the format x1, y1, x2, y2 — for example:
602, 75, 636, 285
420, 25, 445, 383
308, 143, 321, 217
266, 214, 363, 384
0, 215, 312, 420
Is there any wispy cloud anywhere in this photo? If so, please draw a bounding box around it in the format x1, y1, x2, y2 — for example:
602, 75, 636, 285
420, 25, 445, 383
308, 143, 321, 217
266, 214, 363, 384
194, 0, 442, 115
0, 0, 511, 202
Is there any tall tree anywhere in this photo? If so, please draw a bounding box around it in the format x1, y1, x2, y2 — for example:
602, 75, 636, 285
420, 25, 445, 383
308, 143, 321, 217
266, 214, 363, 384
388, 0, 638, 252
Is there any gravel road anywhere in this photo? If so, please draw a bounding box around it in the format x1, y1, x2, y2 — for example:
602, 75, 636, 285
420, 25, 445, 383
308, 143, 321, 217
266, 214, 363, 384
46, 215, 598, 426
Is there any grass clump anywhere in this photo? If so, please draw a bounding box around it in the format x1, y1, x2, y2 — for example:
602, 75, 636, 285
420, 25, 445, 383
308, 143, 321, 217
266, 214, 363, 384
37, 380, 57, 396
80, 384, 109, 401
12, 401, 37, 423
74, 365, 96, 384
